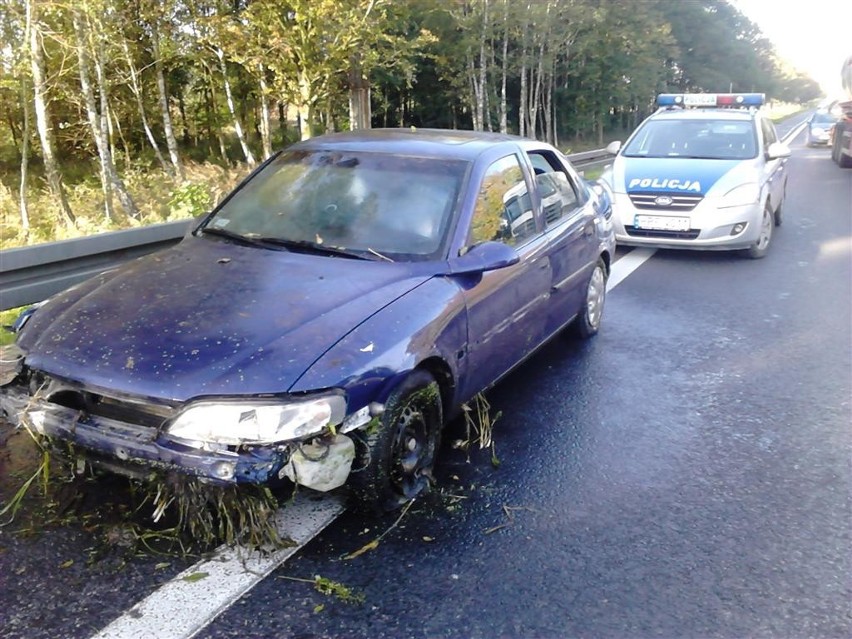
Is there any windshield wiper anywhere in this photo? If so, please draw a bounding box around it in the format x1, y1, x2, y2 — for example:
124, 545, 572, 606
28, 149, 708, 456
251, 237, 371, 260
201, 226, 274, 248
202, 227, 378, 260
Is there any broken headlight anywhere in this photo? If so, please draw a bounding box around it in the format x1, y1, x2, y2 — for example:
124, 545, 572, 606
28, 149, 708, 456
166, 393, 346, 447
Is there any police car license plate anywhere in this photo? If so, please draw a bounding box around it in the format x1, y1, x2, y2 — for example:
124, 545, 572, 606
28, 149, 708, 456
683, 93, 717, 106
634, 215, 690, 231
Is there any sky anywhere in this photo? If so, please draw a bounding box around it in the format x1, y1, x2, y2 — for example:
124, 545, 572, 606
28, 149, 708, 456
732, 0, 851, 96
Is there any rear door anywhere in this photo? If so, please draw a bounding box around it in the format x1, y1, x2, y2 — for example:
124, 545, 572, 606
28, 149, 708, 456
525, 149, 599, 338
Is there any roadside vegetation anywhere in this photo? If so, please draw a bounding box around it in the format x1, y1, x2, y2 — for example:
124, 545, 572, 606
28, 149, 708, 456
0, 0, 823, 249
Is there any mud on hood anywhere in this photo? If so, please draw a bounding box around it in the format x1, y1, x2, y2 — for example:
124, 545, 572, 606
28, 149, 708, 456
17, 236, 434, 402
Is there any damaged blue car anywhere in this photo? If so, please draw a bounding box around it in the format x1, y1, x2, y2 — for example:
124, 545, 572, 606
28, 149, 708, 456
0, 129, 615, 510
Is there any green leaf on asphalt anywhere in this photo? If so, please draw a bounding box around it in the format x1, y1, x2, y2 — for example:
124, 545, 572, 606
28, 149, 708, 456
182, 572, 209, 583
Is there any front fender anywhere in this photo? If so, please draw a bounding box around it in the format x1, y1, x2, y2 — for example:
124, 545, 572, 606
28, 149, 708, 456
289, 277, 468, 413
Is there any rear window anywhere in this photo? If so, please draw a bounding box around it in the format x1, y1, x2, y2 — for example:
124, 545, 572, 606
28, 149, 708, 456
812, 112, 838, 124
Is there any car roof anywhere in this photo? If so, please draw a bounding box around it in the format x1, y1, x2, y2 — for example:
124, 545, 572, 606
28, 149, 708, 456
288, 128, 528, 161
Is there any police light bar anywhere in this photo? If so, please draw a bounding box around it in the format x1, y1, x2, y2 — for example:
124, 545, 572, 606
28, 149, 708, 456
657, 93, 765, 108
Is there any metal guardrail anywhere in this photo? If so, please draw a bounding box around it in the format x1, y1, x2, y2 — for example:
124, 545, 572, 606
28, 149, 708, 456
0, 220, 191, 311
0, 150, 611, 312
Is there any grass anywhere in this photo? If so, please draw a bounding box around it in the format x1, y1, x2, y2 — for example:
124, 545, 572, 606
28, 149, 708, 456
1, 160, 249, 250
0, 308, 23, 346
0, 421, 297, 556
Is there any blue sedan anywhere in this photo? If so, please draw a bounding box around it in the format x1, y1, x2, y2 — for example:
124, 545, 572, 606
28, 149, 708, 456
0, 129, 615, 511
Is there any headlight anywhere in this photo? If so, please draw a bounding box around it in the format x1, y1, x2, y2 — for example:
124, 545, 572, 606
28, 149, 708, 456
718, 183, 759, 209
167, 394, 346, 446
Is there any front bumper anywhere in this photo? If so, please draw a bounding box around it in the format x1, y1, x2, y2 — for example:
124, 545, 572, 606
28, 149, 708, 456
0, 383, 288, 484
611, 193, 763, 251
808, 131, 831, 145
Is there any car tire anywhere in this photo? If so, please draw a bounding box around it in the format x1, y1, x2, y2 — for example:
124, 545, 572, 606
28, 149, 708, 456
572, 258, 607, 338
349, 370, 442, 512
744, 207, 773, 259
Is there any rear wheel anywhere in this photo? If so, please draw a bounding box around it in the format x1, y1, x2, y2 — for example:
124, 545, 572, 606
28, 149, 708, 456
744, 207, 773, 259
572, 259, 607, 338
349, 370, 442, 512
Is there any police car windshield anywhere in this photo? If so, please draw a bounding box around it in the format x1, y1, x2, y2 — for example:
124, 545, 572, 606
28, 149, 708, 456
623, 119, 758, 160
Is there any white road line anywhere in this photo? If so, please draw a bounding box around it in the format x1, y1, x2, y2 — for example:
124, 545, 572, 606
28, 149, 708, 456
91, 493, 346, 639
89, 247, 656, 639
607, 247, 656, 291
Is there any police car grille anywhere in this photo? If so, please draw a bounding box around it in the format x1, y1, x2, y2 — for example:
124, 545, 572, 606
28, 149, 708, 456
544, 200, 562, 224
629, 192, 703, 211
625, 227, 701, 240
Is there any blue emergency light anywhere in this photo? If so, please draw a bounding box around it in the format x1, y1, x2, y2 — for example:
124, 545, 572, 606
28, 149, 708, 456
656, 93, 765, 108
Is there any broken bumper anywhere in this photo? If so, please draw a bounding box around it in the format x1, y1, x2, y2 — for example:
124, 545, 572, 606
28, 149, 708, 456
0, 384, 288, 485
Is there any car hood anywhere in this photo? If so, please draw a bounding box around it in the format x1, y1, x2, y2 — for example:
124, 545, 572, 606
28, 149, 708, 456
610, 157, 743, 196
17, 235, 436, 402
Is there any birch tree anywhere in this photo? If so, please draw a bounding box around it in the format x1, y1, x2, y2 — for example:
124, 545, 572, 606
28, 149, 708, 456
72, 3, 139, 220
27, 0, 75, 226
147, 6, 184, 181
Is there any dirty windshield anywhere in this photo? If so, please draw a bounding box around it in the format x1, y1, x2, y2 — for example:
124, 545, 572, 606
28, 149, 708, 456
203, 150, 467, 261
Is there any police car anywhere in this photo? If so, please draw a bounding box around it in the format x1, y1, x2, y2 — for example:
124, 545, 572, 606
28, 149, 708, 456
601, 93, 790, 258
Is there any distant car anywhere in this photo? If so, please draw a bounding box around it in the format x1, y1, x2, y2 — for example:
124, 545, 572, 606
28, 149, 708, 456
602, 93, 791, 259
806, 110, 840, 146
0, 129, 615, 511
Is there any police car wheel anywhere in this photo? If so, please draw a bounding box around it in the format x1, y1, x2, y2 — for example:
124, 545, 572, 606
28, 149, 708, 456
744, 208, 773, 259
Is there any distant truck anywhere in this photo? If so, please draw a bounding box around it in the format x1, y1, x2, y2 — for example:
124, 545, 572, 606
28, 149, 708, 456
830, 55, 852, 167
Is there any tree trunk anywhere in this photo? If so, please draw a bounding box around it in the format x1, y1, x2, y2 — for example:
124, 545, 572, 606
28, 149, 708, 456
258, 63, 273, 158
348, 55, 371, 131
543, 67, 554, 145
216, 47, 255, 165
518, 6, 530, 138
151, 22, 185, 181
467, 56, 480, 131
499, 0, 508, 134
73, 7, 139, 220
476, 0, 488, 132
28, 0, 75, 226
296, 70, 313, 140
120, 37, 169, 173
19, 80, 31, 233
206, 77, 229, 163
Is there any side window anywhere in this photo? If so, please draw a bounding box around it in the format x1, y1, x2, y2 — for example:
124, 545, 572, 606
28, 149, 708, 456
528, 151, 581, 226
468, 155, 536, 248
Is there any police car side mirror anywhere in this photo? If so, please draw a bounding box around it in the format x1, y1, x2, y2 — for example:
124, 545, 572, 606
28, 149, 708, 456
766, 142, 791, 160
605, 141, 622, 155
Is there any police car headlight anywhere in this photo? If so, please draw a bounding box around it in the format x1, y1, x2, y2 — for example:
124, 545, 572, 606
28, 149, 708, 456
166, 394, 347, 446
719, 183, 759, 209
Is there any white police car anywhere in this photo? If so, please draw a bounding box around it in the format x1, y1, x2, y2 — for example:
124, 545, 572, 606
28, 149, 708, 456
602, 93, 790, 258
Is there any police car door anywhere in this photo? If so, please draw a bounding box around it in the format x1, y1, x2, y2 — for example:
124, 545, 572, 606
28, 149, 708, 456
760, 117, 786, 211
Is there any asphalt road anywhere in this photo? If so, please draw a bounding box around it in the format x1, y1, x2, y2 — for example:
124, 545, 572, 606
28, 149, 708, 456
1, 120, 850, 639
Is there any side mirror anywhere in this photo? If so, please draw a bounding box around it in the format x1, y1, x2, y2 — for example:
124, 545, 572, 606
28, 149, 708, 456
447, 241, 520, 276
766, 141, 791, 160
605, 140, 622, 155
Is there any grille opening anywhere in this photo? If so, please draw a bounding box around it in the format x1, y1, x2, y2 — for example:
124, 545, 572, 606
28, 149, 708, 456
36, 373, 176, 430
